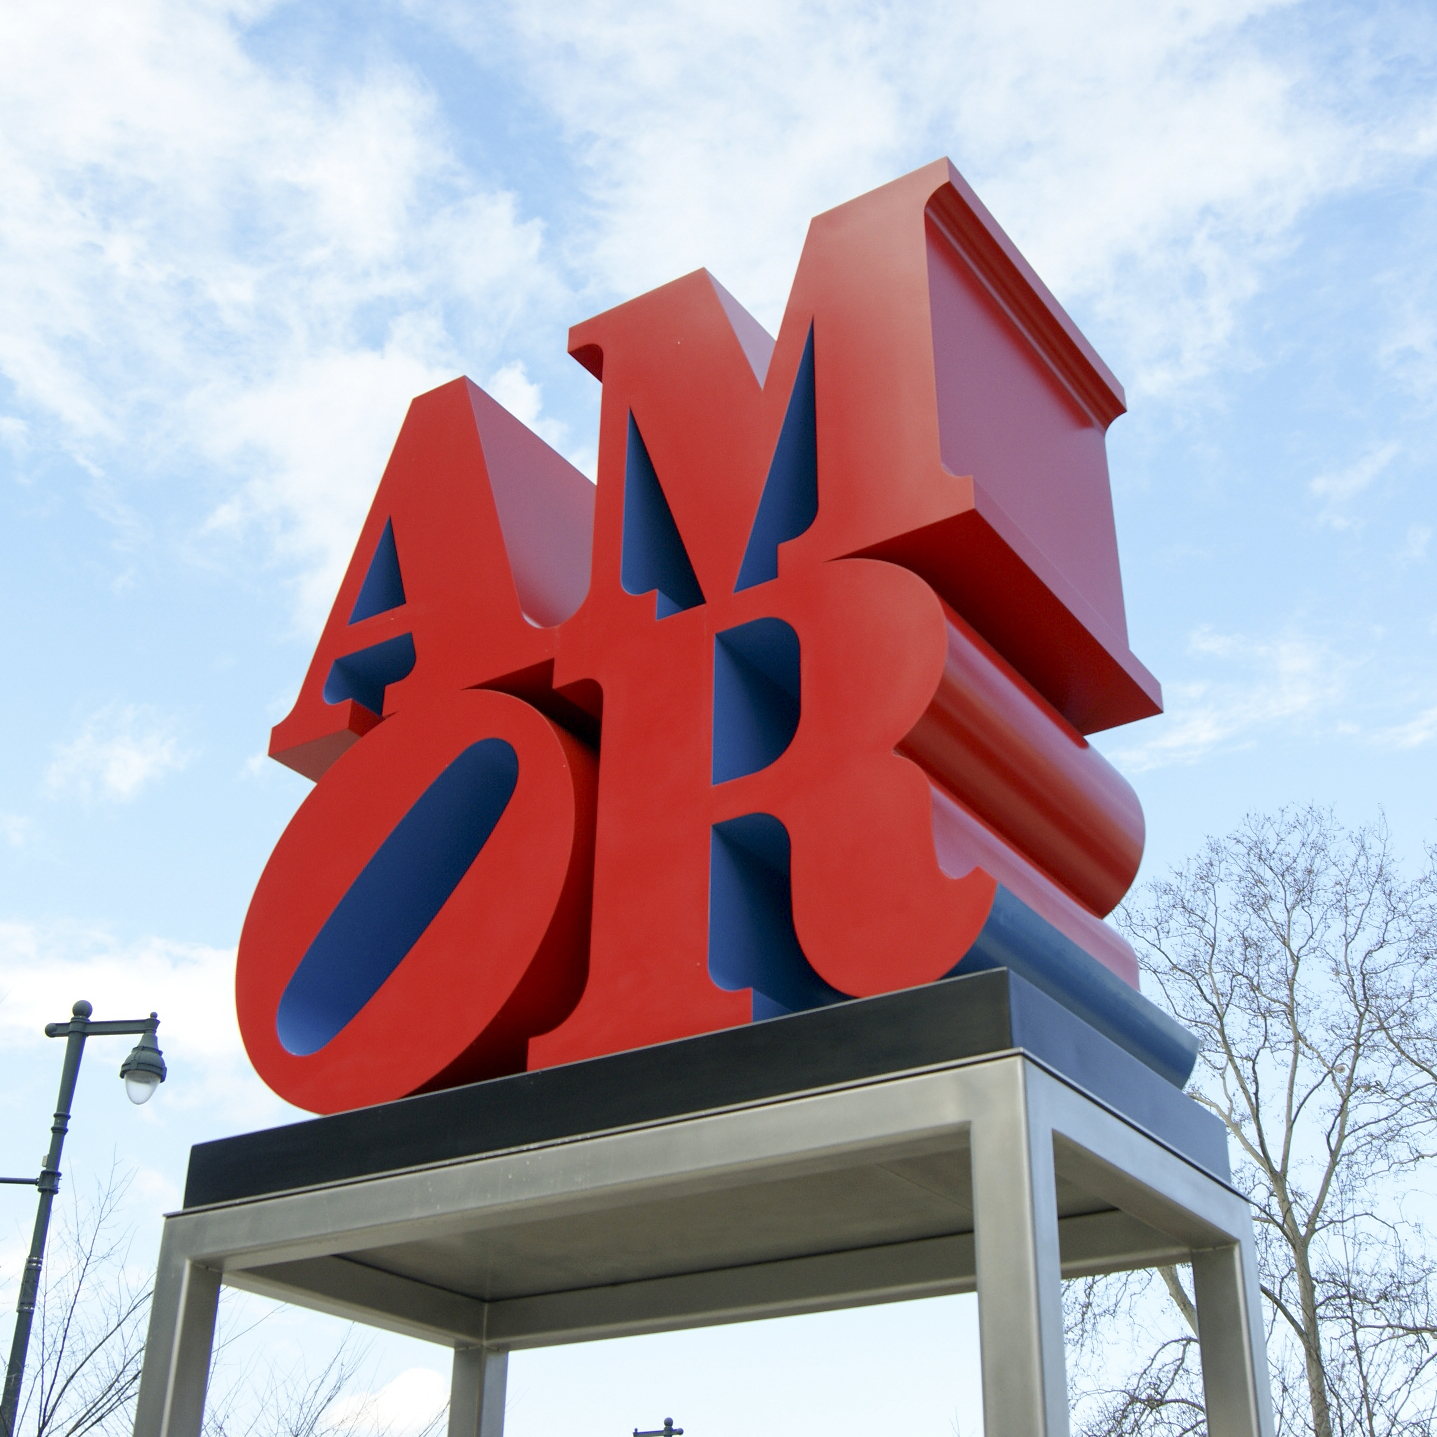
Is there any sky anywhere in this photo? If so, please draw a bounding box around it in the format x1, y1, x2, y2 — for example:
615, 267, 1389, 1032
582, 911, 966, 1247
0, 0, 1434, 1432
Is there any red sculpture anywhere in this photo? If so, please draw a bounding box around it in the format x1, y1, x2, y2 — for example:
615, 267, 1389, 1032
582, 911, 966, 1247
237, 159, 1180, 1116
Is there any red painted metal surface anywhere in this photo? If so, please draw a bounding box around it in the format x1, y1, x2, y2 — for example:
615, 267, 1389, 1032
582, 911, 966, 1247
897, 602, 1144, 919
240, 689, 596, 1111
239, 159, 1163, 1114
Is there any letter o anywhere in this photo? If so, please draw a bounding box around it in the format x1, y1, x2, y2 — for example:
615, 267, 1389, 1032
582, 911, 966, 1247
236, 689, 596, 1113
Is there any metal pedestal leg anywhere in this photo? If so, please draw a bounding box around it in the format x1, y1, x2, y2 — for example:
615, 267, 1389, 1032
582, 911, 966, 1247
970, 1067, 1069, 1437
1193, 1242, 1275, 1437
448, 1348, 507, 1437
132, 1239, 221, 1437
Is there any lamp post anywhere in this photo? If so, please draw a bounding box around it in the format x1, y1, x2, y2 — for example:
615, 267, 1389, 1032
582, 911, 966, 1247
0, 1000, 167, 1437
634, 1421, 684, 1437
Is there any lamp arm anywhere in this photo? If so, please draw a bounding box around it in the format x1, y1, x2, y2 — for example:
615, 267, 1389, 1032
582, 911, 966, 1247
43, 1016, 159, 1039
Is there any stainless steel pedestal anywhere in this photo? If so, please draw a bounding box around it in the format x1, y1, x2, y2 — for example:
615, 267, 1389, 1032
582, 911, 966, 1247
133, 1049, 1272, 1437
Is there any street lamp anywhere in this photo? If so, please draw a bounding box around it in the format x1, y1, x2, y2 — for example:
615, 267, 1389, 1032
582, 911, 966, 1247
0, 1001, 167, 1437
119, 1029, 167, 1106
634, 1422, 684, 1437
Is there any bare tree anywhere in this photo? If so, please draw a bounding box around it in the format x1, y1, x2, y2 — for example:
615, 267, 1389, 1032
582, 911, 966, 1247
202, 1311, 446, 1437
4, 1168, 150, 1437
3, 1172, 443, 1437
1068, 807, 1437, 1437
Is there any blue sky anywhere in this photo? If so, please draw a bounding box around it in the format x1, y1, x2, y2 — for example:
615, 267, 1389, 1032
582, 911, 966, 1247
0, 0, 1433, 1432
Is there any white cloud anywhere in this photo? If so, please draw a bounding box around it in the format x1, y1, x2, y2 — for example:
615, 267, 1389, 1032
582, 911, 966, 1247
3, 0, 1433, 639
0, 415, 28, 456
486, 359, 546, 431
1375, 704, 1437, 751
0, 921, 293, 1128
1399, 523, 1431, 563
197, 340, 458, 632
0, 1, 562, 628
328, 1367, 449, 1437
417, 0, 1430, 395
45, 704, 190, 803
0, 813, 31, 847
1110, 626, 1347, 771
1309, 442, 1400, 529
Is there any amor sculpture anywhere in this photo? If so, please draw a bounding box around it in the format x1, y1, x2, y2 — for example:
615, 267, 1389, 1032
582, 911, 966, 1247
234, 159, 1184, 1115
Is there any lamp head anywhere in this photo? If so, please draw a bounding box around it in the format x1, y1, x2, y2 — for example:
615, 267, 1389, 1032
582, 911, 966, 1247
119, 1019, 166, 1106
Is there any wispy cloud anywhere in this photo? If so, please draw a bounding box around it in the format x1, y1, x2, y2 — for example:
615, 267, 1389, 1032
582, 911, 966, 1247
421, 0, 1433, 396
45, 703, 190, 802
1374, 704, 1437, 751
0, 813, 31, 847
0, 415, 28, 456
1110, 627, 1348, 772
196, 341, 460, 630
328, 1368, 449, 1437
0, 921, 292, 1127
4, 0, 1433, 630
0, 1, 564, 629
1309, 442, 1400, 529
1398, 524, 1431, 564
486, 358, 583, 464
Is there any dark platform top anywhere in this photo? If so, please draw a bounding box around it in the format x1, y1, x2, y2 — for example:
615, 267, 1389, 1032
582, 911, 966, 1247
186, 968, 1229, 1209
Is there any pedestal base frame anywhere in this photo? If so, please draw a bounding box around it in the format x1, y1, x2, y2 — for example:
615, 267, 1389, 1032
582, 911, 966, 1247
133, 1055, 1273, 1437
